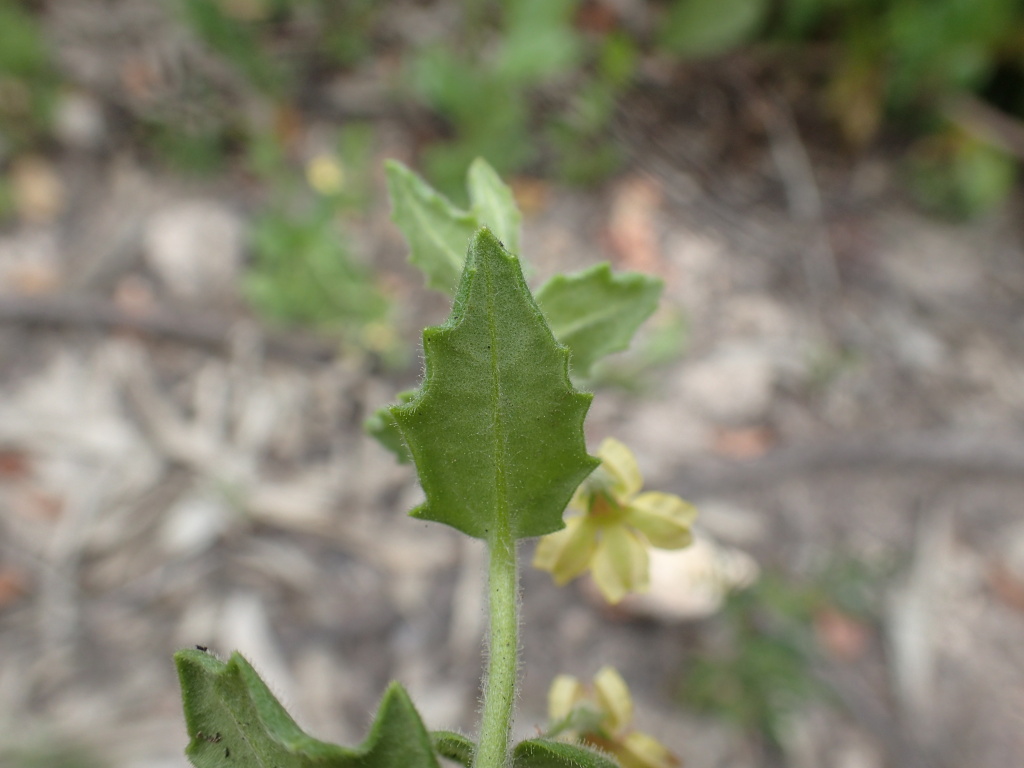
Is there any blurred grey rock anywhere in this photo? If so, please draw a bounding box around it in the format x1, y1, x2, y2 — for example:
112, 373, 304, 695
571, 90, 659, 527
143, 200, 244, 301
694, 499, 767, 545
677, 345, 776, 424
53, 92, 106, 150
880, 214, 986, 303
160, 489, 231, 557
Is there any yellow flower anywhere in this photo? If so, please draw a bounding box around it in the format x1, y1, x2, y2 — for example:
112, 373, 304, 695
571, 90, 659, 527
547, 667, 680, 768
306, 154, 345, 195
534, 438, 697, 603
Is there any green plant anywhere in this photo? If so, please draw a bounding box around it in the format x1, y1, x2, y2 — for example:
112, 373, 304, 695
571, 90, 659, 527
366, 158, 662, 457
140, 119, 237, 176
242, 125, 399, 359
179, 0, 384, 92
179, 0, 289, 96
659, 0, 768, 58
679, 559, 882, 748
656, 0, 1024, 215
175, 158, 687, 768
406, 0, 634, 193
0, 0, 60, 150
906, 126, 1018, 218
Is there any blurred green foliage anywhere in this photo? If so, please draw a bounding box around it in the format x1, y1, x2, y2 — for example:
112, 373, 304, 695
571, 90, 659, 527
907, 128, 1018, 219
0, 0, 59, 151
245, 206, 388, 330
408, 0, 632, 195
0, 0, 1021, 215
242, 125, 402, 363
679, 557, 884, 748
659, 0, 768, 58
181, 0, 287, 95
179, 0, 381, 94
140, 120, 236, 176
168, 0, 1023, 213
661, 0, 1024, 216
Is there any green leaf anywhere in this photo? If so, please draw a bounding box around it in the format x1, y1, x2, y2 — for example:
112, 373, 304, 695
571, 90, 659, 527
658, 0, 767, 57
496, 0, 583, 85
430, 731, 475, 767
385, 160, 477, 293
535, 264, 663, 379
175, 649, 440, 768
365, 389, 417, 463
513, 738, 620, 768
392, 228, 599, 541
467, 158, 521, 256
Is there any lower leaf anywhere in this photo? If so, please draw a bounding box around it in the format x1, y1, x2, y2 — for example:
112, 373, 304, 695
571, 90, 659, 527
431, 731, 475, 767
175, 649, 440, 768
513, 738, 620, 768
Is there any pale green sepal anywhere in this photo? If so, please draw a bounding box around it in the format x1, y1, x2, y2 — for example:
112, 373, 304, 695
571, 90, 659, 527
513, 738, 621, 768
385, 160, 476, 293
431, 731, 475, 767
365, 389, 417, 463
467, 157, 521, 255
174, 650, 440, 768
391, 228, 599, 541
535, 265, 663, 379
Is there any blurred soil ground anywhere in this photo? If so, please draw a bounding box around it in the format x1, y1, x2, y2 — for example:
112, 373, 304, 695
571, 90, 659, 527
1, 3, 1023, 768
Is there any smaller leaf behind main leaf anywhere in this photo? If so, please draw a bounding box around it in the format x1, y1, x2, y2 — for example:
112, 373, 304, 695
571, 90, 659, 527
386, 160, 476, 293
535, 264, 663, 379
467, 157, 521, 256
175, 649, 440, 768
365, 389, 417, 464
386, 159, 523, 295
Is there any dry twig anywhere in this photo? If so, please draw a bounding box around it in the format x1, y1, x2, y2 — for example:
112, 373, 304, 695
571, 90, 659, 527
0, 295, 338, 366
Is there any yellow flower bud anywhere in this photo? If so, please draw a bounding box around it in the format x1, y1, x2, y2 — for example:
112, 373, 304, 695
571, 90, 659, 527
548, 674, 585, 723
593, 666, 633, 733
544, 667, 680, 768
306, 155, 345, 195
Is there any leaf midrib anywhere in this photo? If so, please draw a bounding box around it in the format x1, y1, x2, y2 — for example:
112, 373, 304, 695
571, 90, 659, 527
485, 257, 509, 541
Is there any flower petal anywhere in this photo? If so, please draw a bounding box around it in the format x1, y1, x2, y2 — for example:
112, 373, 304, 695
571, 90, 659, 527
591, 526, 649, 603
533, 516, 598, 585
615, 731, 680, 768
627, 492, 697, 549
598, 437, 643, 499
593, 666, 633, 734
548, 674, 585, 722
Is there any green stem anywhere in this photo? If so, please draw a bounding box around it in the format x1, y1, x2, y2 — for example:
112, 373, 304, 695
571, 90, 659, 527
474, 529, 519, 768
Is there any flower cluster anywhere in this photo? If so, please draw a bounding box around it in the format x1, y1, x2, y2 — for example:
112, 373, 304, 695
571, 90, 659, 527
547, 667, 679, 768
534, 438, 697, 603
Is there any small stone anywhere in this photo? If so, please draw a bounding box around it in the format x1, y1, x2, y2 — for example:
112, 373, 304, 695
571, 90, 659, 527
0, 229, 62, 295
53, 92, 106, 150
11, 156, 64, 224
677, 345, 776, 423
694, 499, 766, 545
161, 491, 231, 556
143, 200, 244, 301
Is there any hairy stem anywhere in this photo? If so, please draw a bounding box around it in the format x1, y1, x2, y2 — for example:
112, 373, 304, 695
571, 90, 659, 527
474, 530, 519, 768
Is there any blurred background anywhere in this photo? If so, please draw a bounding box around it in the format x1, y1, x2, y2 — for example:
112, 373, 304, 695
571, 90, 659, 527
1, 1, 1023, 766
